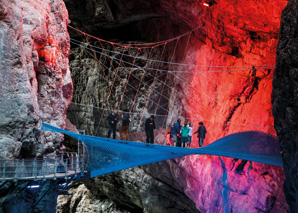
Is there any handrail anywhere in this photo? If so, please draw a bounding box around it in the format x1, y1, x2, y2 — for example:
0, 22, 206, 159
0, 152, 86, 181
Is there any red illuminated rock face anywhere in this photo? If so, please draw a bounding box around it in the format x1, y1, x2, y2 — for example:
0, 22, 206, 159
159, 0, 288, 212
0, 0, 72, 158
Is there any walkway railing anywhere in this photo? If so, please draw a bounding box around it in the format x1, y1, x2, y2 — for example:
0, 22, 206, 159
0, 153, 86, 181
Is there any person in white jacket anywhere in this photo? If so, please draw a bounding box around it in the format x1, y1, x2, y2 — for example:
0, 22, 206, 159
187, 122, 193, 148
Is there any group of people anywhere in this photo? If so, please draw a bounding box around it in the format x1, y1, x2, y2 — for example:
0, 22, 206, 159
107, 110, 156, 143
167, 119, 207, 148
106, 110, 207, 148
107, 109, 130, 140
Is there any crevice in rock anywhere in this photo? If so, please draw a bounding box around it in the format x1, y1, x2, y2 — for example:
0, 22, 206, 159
219, 157, 229, 213
235, 160, 248, 174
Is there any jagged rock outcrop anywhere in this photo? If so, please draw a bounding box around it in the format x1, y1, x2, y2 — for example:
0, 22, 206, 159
57, 164, 199, 213
0, 0, 72, 159
272, 0, 298, 211
0, 0, 72, 212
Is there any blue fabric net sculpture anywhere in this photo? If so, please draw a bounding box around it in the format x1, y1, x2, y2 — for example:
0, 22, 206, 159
41, 123, 283, 178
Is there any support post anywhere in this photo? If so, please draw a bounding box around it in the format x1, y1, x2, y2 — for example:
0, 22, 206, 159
2, 162, 6, 180
70, 153, 74, 171
54, 157, 57, 180
21, 159, 24, 179
43, 159, 47, 180
75, 153, 78, 176
81, 146, 85, 175
78, 140, 80, 161
14, 160, 19, 180
33, 158, 37, 179
65, 158, 68, 180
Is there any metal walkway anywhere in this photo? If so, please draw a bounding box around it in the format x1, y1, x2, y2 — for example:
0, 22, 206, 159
0, 153, 86, 181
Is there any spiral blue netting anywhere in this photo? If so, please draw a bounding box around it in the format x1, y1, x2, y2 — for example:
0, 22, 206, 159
41, 123, 283, 178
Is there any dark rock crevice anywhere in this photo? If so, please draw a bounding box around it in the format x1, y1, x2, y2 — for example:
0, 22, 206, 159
272, 0, 298, 211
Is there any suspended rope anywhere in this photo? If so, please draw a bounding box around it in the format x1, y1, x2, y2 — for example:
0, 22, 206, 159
83, 40, 262, 122
70, 37, 267, 125
129, 48, 154, 113
97, 50, 125, 132
70, 44, 198, 133
134, 43, 167, 130
68, 24, 203, 49
117, 49, 140, 110
70, 39, 274, 131
156, 39, 179, 126
69, 102, 275, 129
83, 34, 108, 81
69, 35, 274, 131
70, 40, 220, 120
70, 38, 275, 69
154, 42, 170, 116
70, 40, 273, 74
92, 51, 171, 115
69, 47, 201, 132
110, 49, 204, 120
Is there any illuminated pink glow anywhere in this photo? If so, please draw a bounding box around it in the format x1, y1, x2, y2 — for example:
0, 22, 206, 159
157, 0, 288, 211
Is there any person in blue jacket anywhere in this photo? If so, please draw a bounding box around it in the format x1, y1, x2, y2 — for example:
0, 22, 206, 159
170, 118, 181, 147
194, 121, 207, 148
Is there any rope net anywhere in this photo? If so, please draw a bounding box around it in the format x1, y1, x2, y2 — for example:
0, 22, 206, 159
68, 26, 275, 136
42, 123, 282, 178
63, 27, 281, 178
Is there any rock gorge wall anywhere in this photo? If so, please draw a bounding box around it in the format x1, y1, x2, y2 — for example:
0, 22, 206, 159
60, 0, 290, 212
272, 0, 298, 211
0, 0, 72, 159
164, 0, 288, 211
0, 0, 72, 212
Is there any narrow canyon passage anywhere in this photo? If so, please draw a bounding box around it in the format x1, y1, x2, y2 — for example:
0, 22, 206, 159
0, 0, 297, 212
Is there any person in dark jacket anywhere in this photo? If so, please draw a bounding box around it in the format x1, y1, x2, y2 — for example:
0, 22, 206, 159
120, 109, 130, 140
194, 121, 207, 148
145, 115, 155, 143
170, 118, 181, 147
107, 109, 119, 139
